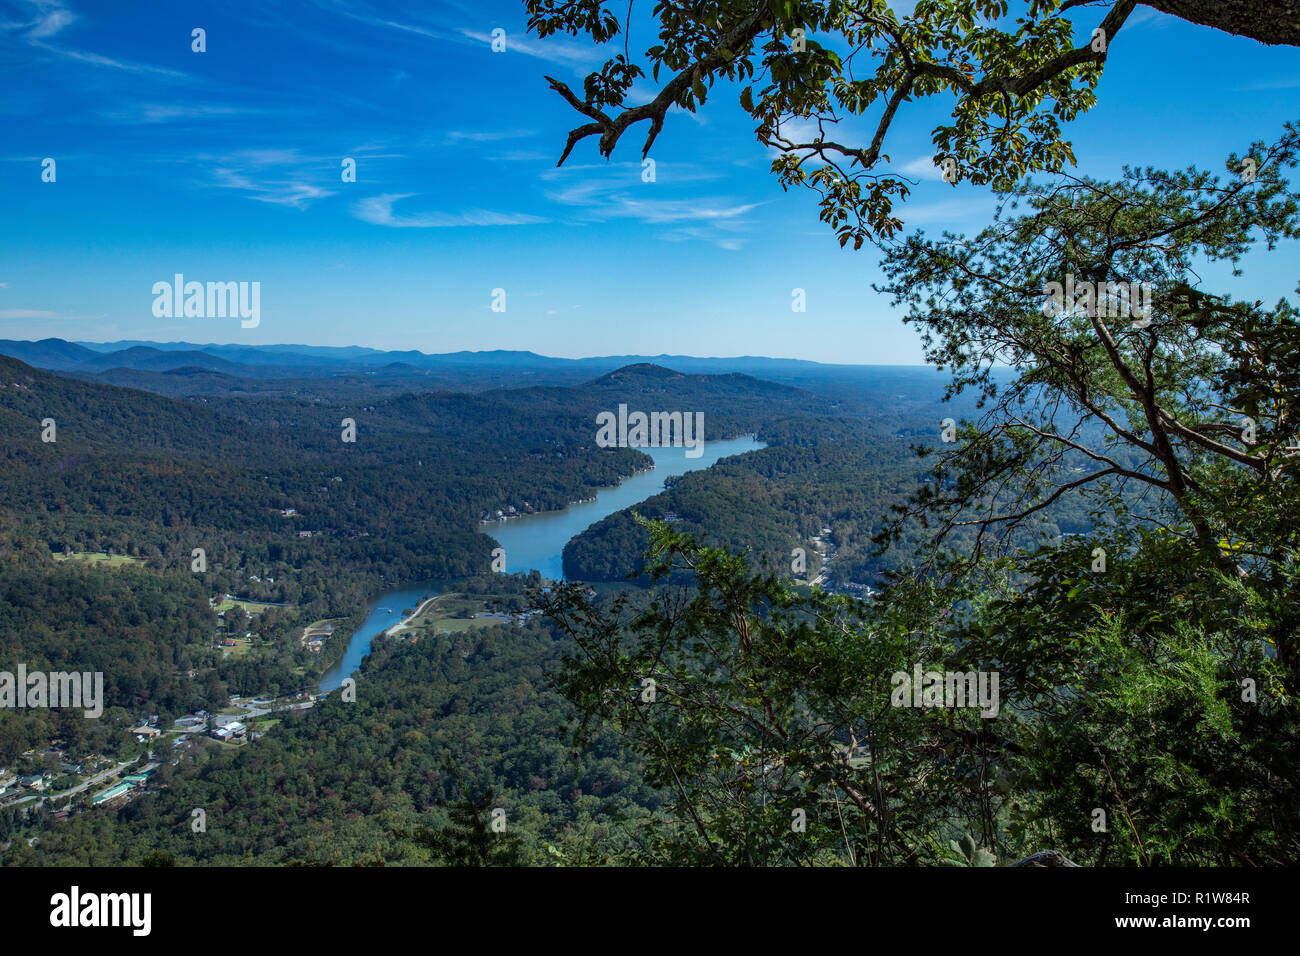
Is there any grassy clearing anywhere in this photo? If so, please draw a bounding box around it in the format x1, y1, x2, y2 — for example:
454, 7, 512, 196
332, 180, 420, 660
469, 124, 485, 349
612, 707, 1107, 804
215, 598, 284, 615
52, 552, 141, 566
300, 617, 342, 643
404, 593, 506, 635
418, 616, 500, 634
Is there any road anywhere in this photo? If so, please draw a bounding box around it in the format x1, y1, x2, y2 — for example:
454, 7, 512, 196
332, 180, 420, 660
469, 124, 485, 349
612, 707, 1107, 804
1, 758, 137, 809
60, 759, 137, 797
227, 700, 316, 720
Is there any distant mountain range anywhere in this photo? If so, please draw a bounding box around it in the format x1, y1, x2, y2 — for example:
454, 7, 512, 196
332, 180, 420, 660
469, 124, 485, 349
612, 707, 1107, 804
0, 338, 926, 376
0, 338, 979, 415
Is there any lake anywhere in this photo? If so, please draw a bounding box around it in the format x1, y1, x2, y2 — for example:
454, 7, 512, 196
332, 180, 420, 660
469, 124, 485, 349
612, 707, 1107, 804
485, 435, 765, 580
317, 584, 433, 693
318, 435, 764, 692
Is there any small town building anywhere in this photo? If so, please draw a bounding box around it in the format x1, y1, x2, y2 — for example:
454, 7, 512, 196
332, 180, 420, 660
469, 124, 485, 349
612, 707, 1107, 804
212, 721, 246, 741
93, 783, 131, 805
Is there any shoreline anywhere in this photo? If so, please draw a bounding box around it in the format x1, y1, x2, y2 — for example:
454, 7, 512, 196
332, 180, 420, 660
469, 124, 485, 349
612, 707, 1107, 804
477, 436, 762, 530
384, 594, 440, 636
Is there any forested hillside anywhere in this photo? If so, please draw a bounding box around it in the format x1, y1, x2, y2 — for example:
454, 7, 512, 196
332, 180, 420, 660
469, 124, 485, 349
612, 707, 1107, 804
564, 414, 1118, 586
0, 354, 879, 773
8, 577, 660, 866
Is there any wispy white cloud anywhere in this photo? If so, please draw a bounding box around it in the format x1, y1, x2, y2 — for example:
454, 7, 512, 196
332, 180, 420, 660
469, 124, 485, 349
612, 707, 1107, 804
188, 147, 403, 210
0, 308, 58, 319
495, 149, 553, 163
311, 4, 600, 69
1233, 75, 1300, 92
352, 193, 546, 228
457, 27, 603, 69
0, 0, 72, 38
31, 42, 183, 76
542, 163, 761, 247
1119, 7, 1174, 30
214, 168, 336, 208
225, 148, 310, 166
544, 165, 756, 222
614, 196, 760, 224
329, 7, 448, 41
902, 198, 998, 225
657, 223, 751, 251
195, 148, 340, 209
103, 103, 272, 124
4, 0, 185, 76
446, 129, 536, 143
545, 161, 727, 186
27, 4, 74, 38
895, 154, 945, 181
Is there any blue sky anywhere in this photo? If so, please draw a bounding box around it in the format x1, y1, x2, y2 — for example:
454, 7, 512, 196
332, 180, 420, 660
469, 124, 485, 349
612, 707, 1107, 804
1, 0, 1298, 364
